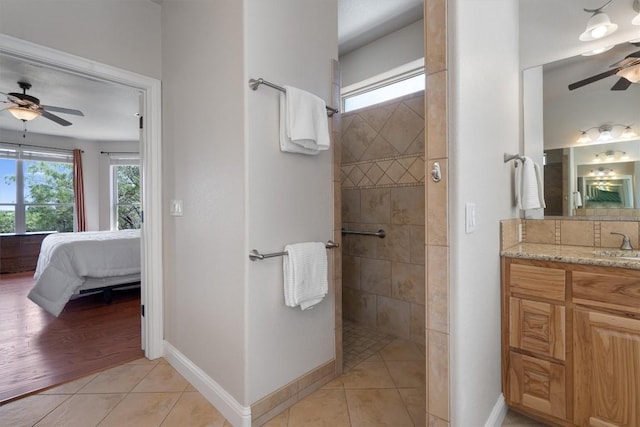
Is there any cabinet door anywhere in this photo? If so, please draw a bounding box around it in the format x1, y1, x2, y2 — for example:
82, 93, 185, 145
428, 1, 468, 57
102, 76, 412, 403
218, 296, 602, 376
508, 351, 566, 419
574, 308, 640, 427
510, 297, 565, 360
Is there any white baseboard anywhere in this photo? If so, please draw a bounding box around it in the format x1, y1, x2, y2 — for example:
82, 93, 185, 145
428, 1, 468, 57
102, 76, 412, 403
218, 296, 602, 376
484, 393, 508, 427
164, 341, 251, 427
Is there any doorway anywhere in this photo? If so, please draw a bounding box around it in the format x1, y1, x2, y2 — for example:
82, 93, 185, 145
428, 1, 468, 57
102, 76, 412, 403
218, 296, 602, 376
0, 34, 163, 396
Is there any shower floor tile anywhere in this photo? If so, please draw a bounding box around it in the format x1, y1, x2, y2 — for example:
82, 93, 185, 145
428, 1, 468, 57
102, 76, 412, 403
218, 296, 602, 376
343, 320, 395, 371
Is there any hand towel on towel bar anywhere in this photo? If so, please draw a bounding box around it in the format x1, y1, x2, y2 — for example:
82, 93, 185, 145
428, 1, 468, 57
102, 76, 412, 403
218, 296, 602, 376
515, 156, 546, 210
283, 242, 328, 310
279, 86, 330, 155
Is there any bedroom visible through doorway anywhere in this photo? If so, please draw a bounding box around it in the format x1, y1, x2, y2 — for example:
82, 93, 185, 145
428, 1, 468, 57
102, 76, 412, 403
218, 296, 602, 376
0, 34, 163, 402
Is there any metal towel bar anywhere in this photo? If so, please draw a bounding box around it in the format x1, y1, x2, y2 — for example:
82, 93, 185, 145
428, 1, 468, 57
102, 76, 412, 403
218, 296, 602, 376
341, 228, 386, 238
249, 240, 340, 261
504, 153, 526, 164
248, 78, 339, 117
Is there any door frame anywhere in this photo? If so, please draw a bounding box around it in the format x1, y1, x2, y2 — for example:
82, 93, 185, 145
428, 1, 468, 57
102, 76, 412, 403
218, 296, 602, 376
0, 34, 164, 359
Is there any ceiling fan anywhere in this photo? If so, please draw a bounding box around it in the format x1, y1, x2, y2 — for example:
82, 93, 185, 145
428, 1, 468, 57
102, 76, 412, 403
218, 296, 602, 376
568, 50, 640, 91
0, 81, 84, 126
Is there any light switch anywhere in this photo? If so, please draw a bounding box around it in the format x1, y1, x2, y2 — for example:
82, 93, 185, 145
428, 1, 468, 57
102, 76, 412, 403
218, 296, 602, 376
465, 202, 476, 234
170, 199, 183, 216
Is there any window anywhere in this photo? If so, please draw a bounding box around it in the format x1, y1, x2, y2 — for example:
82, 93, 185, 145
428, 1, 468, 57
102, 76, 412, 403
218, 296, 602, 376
0, 145, 74, 234
343, 72, 425, 113
110, 159, 141, 230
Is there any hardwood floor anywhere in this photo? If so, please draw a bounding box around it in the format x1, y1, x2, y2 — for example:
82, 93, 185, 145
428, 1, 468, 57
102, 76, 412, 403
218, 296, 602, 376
0, 272, 143, 403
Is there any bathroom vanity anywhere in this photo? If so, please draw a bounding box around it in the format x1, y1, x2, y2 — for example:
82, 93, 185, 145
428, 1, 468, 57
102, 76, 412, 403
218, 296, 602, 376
501, 244, 640, 427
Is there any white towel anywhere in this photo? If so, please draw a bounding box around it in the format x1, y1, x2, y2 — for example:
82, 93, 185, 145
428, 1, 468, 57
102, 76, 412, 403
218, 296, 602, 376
279, 86, 330, 154
574, 191, 583, 208
283, 242, 328, 310
515, 156, 546, 210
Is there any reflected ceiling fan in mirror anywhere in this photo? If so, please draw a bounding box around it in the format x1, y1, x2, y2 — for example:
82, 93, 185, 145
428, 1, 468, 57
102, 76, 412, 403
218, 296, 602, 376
568, 49, 640, 91
0, 81, 84, 126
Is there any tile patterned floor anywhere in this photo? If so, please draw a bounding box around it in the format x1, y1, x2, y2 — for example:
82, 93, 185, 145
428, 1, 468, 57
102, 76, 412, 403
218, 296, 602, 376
0, 336, 546, 427
342, 319, 396, 371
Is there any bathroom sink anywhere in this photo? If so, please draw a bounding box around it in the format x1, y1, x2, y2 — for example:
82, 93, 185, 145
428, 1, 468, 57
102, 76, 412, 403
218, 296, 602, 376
594, 249, 640, 260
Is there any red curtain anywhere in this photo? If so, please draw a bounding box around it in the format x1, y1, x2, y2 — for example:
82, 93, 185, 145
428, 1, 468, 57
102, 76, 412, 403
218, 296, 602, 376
73, 149, 87, 232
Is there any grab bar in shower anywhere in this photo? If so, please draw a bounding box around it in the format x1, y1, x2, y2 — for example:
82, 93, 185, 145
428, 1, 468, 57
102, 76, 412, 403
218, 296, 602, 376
341, 228, 386, 239
249, 240, 340, 261
248, 78, 339, 117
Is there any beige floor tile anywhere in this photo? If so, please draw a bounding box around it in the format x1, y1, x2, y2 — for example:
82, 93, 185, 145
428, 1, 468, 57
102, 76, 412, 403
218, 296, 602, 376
262, 408, 289, 427
380, 338, 425, 361
97, 392, 180, 427
320, 377, 345, 389
125, 357, 163, 367
185, 383, 197, 392
132, 363, 189, 393
287, 389, 350, 427
39, 373, 99, 395
160, 392, 227, 426
78, 363, 155, 394
386, 360, 426, 388
34, 393, 125, 427
502, 410, 549, 426
345, 388, 413, 427
339, 361, 396, 389
0, 394, 70, 427
399, 388, 426, 427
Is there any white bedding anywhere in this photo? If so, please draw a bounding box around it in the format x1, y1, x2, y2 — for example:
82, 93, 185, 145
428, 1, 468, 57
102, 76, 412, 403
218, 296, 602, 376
28, 230, 141, 317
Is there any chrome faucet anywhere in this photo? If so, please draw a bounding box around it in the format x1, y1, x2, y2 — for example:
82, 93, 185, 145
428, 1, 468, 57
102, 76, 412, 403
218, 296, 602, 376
611, 232, 633, 250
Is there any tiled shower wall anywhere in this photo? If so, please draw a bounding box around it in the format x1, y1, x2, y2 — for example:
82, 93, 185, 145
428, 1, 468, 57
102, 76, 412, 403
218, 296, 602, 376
340, 92, 426, 345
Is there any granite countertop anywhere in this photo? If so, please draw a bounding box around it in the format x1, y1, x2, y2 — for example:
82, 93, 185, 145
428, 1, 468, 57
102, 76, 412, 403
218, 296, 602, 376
501, 243, 640, 270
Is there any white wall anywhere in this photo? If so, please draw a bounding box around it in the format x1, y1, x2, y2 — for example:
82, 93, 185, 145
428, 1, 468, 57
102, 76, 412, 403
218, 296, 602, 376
0, 0, 161, 79
0, 128, 137, 231
340, 19, 424, 88
449, 0, 520, 425
161, 0, 247, 404
245, 0, 337, 403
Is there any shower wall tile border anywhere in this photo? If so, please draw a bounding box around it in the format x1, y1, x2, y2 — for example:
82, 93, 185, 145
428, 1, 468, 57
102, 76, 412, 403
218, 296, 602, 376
425, 0, 449, 423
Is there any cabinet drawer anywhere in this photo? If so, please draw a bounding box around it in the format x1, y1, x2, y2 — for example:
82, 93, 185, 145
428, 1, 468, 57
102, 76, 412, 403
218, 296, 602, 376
510, 297, 565, 360
509, 263, 566, 302
508, 351, 566, 420
573, 270, 640, 314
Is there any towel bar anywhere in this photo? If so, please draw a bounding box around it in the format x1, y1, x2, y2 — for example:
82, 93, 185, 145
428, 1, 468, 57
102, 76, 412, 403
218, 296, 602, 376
341, 228, 386, 238
504, 153, 526, 164
248, 78, 339, 117
249, 240, 340, 261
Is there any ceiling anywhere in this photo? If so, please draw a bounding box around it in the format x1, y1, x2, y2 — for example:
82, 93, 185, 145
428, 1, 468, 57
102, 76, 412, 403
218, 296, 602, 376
0, 54, 141, 142
5, 1, 640, 143
0, 0, 424, 142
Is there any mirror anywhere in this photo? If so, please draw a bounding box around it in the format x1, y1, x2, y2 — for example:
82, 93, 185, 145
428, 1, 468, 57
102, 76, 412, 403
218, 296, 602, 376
530, 41, 640, 217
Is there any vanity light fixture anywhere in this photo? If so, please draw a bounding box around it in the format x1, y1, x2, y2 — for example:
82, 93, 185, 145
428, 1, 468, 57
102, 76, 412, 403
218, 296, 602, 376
577, 124, 637, 143
593, 150, 628, 162
579, 0, 618, 41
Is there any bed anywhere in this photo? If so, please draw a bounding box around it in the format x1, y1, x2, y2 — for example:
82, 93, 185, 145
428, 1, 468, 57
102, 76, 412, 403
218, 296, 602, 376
28, 229, 141, 317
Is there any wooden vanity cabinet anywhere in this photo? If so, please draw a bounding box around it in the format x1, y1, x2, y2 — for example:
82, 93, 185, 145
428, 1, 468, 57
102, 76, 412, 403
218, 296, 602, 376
572, 269, 640, 427
503, 259, 568, 423
503, 258, 640, 427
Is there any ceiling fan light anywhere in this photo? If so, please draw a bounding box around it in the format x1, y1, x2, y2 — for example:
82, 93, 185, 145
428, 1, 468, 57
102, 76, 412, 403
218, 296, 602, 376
7, 106, 41, 122
617, 65, 640, 83
633, 12, 640, 25
579, 12, 617, 41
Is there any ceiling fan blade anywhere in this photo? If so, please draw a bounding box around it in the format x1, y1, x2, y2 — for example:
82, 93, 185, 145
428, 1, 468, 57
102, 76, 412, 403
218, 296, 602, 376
6, 94, 29, 106
611, 77, 633, 91
41, 105, 84, 116
568, 68, 620, 90
41, 110, 72, 126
